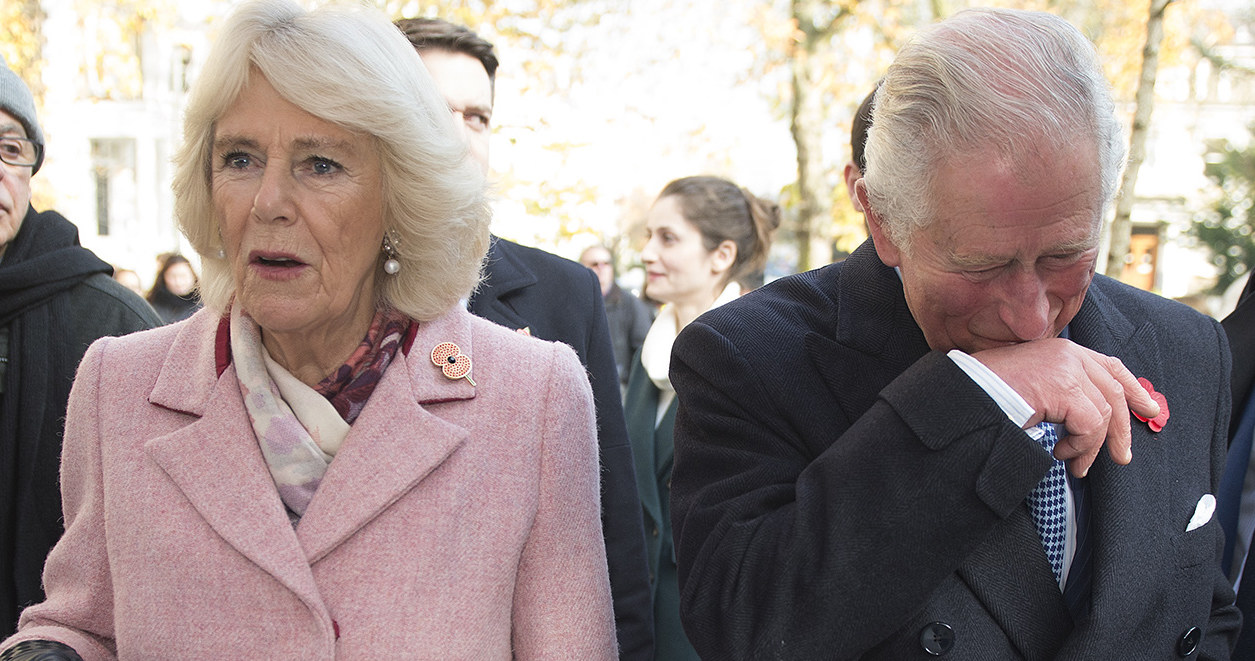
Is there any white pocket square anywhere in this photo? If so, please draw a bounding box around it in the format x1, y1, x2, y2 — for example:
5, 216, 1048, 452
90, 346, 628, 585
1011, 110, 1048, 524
1186, 494, 1216, 532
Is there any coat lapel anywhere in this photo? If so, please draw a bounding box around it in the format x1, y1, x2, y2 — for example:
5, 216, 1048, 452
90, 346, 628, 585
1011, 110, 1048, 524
805, 243, 931, 425
1065, 279, 1167, 637
625, 359, 663, 532
957, 507, 1072, 660
295, 308, 475, 563
144, 312, 320, 606
468, 236, 535, 330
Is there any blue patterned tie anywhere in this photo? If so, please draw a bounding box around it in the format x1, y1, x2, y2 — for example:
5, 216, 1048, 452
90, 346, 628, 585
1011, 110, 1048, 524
1026, 422, 1067, 584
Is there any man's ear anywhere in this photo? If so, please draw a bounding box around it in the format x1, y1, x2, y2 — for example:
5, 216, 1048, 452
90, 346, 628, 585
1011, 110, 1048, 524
710, 239, 737, 276
856, 179, 902, 267
843, 162, 863, 213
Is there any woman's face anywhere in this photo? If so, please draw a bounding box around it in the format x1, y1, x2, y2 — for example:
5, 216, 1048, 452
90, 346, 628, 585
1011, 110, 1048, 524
163, 261, 196, 296
211, 73, 384, 341
640, 195, 726, 307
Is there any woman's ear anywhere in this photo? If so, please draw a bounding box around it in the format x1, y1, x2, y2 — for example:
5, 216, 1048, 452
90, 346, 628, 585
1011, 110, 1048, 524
857, 179, 902, 268
710, 239, 737, 276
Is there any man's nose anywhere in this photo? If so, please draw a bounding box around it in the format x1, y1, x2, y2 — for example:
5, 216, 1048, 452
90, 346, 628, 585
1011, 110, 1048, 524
998, 268, 1051, 341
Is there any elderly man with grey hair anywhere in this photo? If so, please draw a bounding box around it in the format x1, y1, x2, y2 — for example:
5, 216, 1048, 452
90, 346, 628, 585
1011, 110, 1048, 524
668, 8, 1240, 660
0, 56, 159, 640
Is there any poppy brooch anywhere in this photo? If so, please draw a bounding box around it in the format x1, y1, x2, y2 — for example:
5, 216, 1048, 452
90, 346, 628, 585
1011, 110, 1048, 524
1132, 377, 1169, 432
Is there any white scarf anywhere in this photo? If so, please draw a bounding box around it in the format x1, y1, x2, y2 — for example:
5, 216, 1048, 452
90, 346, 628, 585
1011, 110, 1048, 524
231, 305, 350, 522
640, 281, 742, 400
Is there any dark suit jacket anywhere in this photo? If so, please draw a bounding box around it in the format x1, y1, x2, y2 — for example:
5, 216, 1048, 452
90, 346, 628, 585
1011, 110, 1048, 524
1220, 275, 1255, 656
469, 237, 654, 660
669, 241, 1239, 660
1225, 275, 1255, 440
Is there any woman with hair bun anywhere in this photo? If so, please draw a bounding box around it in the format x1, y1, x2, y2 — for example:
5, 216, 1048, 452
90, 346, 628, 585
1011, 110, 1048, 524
626, 175, 779, 660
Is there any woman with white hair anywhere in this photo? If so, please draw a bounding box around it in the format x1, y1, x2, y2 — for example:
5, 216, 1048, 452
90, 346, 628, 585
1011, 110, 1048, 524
0, 1, 615, 658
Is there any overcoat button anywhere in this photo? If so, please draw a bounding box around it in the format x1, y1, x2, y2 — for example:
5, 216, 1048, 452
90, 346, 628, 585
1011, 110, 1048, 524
1177, 626, 1201, 657
919, 621, 955, 656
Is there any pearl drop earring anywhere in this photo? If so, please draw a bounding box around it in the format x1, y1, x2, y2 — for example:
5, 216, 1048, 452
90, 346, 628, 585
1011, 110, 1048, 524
382, 234, 401, 275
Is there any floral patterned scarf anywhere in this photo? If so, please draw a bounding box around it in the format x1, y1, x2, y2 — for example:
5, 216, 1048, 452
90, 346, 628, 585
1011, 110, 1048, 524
231, 305, 412, 521
314, 308, 412, 424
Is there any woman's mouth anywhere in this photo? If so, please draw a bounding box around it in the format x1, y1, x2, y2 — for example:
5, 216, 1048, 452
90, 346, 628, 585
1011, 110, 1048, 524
249, 251, 308, 279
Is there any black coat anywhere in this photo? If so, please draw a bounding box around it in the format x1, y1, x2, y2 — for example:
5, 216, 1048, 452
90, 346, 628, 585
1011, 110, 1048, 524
1220, 275, 1255, 657
0, 208, 161, 637
605, 284, 653, 388
669, 240, 1238, 660
469, 237, 654, 660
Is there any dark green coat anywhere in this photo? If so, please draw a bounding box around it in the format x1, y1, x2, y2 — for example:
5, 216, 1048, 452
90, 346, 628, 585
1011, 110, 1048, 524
625, 351, 699, 661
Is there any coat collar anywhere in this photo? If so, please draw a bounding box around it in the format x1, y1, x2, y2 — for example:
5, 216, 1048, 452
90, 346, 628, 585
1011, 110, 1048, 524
144, 305, 480, 598
467, 236, 535, 330
804, 241, 931, 426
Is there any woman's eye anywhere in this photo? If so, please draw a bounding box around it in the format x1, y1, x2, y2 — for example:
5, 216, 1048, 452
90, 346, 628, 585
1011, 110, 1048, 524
309, 158, 340, 175
224, 152, 251, 169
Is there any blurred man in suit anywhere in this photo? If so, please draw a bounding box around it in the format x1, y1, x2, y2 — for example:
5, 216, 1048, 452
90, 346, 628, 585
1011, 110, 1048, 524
1218, 273, 1255, 657
580, 244, 653, 389
395, 19, 654, 660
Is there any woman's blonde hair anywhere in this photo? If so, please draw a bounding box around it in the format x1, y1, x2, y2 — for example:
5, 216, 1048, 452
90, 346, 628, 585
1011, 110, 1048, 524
173, 0, 490, 321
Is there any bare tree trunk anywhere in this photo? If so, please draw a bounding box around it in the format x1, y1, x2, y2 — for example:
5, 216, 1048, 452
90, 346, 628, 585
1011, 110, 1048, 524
790, 28, 824, 271
789, 0, 849, 272
1105, 0, 1173, 278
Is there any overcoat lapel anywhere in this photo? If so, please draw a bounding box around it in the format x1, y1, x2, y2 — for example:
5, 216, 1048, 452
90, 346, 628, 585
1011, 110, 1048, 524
805, 244, 931, 428
625, 360, 663, 533
953, 506, 1074, 657
654, 400, 678, 485
143, 314, 320, 608
297, 308, 477, 562
1065, 280, 1167, 641
469, 237, 535, 330
956, 508, 1071, 660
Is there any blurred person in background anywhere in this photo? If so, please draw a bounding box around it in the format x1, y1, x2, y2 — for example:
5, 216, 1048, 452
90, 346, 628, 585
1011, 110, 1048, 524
0, 55, 160, 640
1218, 271, 1255, 658
0, 2, 615, 658
581, 243, 652, 390
110, 268, 143, 298
397, 17, 653, 660
626, 175, 779, 661
145, 253, 201, 324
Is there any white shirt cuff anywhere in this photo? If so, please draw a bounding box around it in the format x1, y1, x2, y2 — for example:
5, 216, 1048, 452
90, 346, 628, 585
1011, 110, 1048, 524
947, 349, 1037, 436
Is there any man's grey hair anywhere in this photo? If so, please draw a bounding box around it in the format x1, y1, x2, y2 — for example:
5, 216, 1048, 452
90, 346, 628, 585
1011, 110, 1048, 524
862, 8, 1125, 250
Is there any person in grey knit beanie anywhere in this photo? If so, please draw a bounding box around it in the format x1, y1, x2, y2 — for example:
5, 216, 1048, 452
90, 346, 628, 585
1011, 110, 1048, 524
0, 51, 159, 652
0, 55, 43, 175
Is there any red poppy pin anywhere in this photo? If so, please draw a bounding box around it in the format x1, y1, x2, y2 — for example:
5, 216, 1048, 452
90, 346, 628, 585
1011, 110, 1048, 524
1132, 377, 1169, 432
431, 342, 476, 386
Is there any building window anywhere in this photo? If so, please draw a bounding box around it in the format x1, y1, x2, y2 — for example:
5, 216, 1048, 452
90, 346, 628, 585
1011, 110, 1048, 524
91, 138, 136, 238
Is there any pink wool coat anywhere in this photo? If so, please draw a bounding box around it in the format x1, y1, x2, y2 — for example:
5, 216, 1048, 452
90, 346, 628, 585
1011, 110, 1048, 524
2, 307, 617, 659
